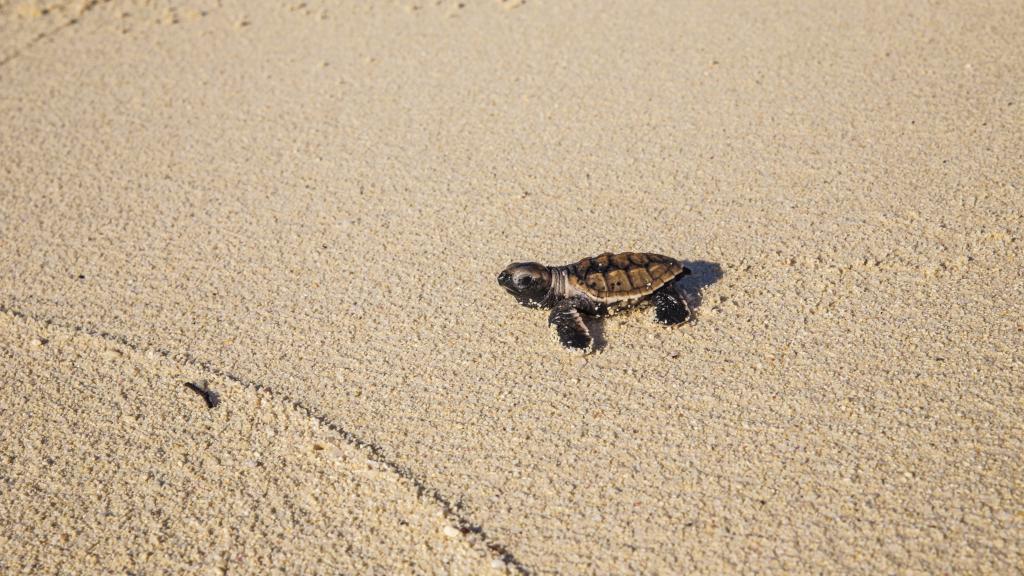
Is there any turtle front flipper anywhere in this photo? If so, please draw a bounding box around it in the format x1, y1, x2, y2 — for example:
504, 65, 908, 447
652, 284, 690, 326
548, 300, 592, 352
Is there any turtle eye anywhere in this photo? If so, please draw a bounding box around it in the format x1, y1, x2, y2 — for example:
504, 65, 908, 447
517, 275, 534, 287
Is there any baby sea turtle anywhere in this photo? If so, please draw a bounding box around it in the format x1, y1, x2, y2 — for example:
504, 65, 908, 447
497, 252, 691, 352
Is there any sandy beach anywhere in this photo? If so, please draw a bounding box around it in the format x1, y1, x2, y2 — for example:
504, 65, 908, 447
2, 0, 1022, 573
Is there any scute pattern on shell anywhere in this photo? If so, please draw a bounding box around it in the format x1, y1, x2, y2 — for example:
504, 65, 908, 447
570, 252, 684, 301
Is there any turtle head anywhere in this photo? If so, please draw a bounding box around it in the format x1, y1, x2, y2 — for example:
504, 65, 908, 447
497, 262, 552, 308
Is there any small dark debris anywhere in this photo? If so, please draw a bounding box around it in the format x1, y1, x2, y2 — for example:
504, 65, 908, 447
184, 381, 219, 409
77, 274, 85, 280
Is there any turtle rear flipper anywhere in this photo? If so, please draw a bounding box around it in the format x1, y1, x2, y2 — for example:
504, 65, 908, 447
653, 285, 690, 325
548, 300, 592, 352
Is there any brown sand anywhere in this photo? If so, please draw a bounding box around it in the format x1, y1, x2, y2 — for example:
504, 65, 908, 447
0, 311, 498, 573
1, 0, 1022, 573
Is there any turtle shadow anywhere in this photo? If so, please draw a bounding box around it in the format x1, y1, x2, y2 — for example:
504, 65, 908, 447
675, 260, 725, 312
583, 260, 722, 354
583, 315, 608, 353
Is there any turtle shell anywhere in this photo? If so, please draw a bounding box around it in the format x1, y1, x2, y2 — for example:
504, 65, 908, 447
569, 252, 685, 301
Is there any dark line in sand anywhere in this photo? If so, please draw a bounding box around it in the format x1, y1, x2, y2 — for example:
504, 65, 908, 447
0, 1, 111, 70
0, 302, 530, 574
